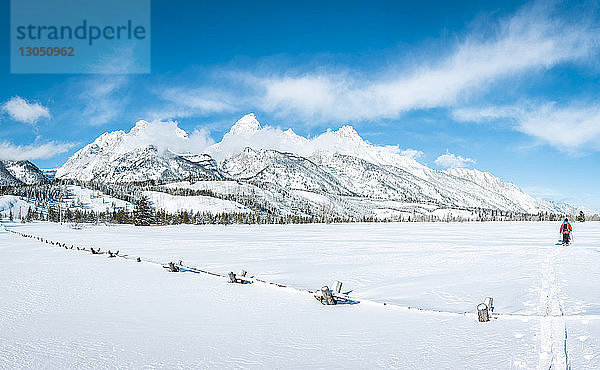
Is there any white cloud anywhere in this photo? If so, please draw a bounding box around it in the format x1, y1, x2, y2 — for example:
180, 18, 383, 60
78, 74, 129, 126
435, 152, 476, 168
152, 2, 598, 125
0, 141, 75, 160
257, 5, 595, 122
453, 102, 600, 152
515, 104, 600, 152
2, 96, 50, 124
121, 120, 216, 155
399, 149, 424, 159
147, 88, 236, 120
451, 106, 520, 123
67, 47, 140, 126
270, 6, 597, 121
88, 45, 146, 74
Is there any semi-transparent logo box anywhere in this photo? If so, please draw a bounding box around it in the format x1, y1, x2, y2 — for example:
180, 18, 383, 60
11, 0, 150, 74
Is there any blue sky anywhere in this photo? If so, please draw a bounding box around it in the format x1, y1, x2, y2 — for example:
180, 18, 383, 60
1, 0, 600, 210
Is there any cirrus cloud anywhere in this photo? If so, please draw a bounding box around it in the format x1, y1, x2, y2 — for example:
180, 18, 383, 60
147, 88, 237, 120
152, 1, 599, 126
252, 2, 596, 123
452, 102, 600, 152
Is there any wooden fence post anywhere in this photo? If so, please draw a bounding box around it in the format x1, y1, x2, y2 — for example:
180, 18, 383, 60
477, 303, 490, 322
321, 286, 337, 305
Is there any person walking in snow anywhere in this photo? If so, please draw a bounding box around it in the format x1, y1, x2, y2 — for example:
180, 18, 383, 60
560, 217, 573, 245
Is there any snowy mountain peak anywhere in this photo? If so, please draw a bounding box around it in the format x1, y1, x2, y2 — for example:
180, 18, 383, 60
283, 128, 297, 136
56, 119, 221, 182
95, 130, 125, 147
335, 125, 362, 141
128, 119, 190, 139
227, 113, 261, 136
129, 120, 150, 135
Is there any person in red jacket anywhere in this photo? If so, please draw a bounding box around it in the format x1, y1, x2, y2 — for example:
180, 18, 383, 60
560, 217, 573, 245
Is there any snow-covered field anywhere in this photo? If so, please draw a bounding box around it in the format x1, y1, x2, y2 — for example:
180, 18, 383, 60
65, 185, 132, 212
1, 221, 599, 368
0, 196, 31, 219
144, 190, 250, 214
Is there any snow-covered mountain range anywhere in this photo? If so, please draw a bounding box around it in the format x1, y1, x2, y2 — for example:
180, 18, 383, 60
0, 160, 48, 186
55, 120, 224, 182
49, 114, 579, 216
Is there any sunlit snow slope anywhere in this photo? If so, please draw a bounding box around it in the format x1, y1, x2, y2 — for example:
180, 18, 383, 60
2, 221, 599, 368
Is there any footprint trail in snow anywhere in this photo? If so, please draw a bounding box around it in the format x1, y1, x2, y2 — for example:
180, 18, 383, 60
538, 247, 569, 369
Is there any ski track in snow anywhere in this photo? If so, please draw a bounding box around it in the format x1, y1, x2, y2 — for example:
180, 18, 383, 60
2, 221, 600, 368
538, 247, 569, 369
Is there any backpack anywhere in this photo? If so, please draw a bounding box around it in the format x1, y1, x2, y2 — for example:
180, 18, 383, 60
563, 222, 570, 232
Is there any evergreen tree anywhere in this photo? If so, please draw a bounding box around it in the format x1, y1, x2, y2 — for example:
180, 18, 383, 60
577, 210, 586, 222
26, 207, 34, 222
133, 196, 153, 226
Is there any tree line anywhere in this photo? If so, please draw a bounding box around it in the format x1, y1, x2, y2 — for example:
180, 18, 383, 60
1, 180, 597, 226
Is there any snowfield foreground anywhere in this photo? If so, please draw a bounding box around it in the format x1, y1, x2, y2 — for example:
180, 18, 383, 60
1, 222, 599, 368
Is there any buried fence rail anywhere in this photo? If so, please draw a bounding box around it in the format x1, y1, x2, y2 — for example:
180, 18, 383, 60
2, 224, 587, 321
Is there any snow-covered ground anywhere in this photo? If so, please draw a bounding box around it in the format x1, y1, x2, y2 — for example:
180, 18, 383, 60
0, 195, 32, 219
1, 221, 599, 368
144, 190, 250, 214
64, 185, 132, 212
